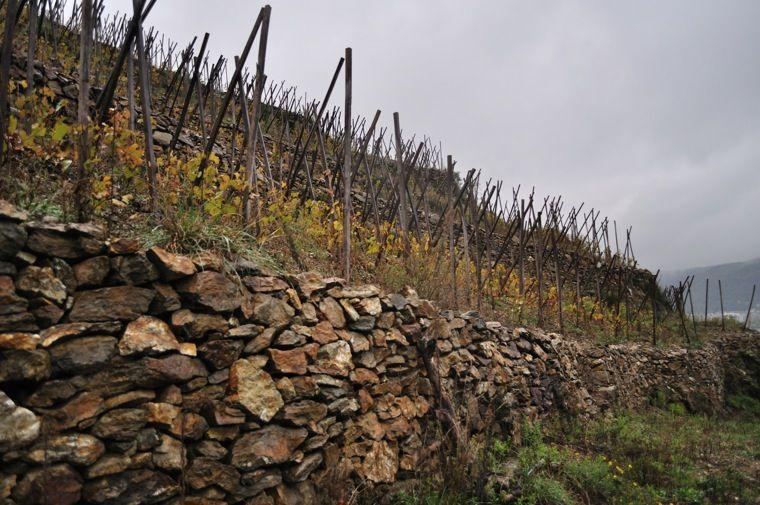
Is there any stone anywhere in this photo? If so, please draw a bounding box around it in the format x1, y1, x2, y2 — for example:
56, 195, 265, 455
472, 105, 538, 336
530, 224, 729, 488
0, 220, 27, 260
16, 266, 67, 305
12, 463, 82, 505
199, 339, 244, 369
26, 221, 105, 259
86, 453, 132, 478
153, 434, 185, 471
0, 349, 50, 382
69, 286, 154, 321
291, 272, 326, 297
91, 408, 147, 441
279, 400, 328, 426
310, 320, 339, 344
311, 340, 354, 377
319, 297, 346, 328
186, 457, 241, 493
228, 324, 263, 338
46, 391, 105, 431
244, 275, 289, 293
228, 358, 284, 422
274, 329, 306, 347
244, 327, 277, 354
196, 440, 228, 459
108, 237, 140, 255
73, 256, 110, 287
0, 276, 27, 314
240, 468, 282, 497
349, 315, 376, 332
231, 425, 308, 470
171, 309, 228, 340
39, 321, 122, 347
81, 469, 178, 504
359, 441, 398, 483
339, 298, 360, 321
119, 316, 183, 356
176, 271, 241, 312
0, 391, 40, 451
328, 285, 381, 299
26, 433, 105, 465
358, 297, 383, 316
0, 332, 40, 350
0, 310, 37, 332
285, 451, 323, 483
250, 293, 295, 326
150, 282, 181, 313
347, 331, 371, 352
143, 354, 208, 384
146, 247, 196, 280
49, 336, 117, 374
269, 348, 308, 375
111, 253, 159, 285
32, 300, 64, 326
105, 390, 156, 410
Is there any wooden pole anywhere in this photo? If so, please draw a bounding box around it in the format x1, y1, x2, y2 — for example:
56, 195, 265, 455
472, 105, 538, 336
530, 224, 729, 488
719, 279, 725, 331
0, 0, 18, 166
651, 274, 657, 345
743, 284, 756, 331
704, 278, 709, 329
393, 112, 408, 251
133, 0, 157, 210
75, 0, 93, 221
342, 47, 352, 281
447, 155, 457, 308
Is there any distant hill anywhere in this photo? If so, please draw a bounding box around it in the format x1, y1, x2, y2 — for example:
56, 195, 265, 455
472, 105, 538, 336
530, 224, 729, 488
660, 258, 759, 315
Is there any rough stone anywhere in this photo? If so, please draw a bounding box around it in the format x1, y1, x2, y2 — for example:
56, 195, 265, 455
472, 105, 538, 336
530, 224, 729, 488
228, 358, 284, 422
360, 440, 399, 483
146, 247, 196, 280
26, 221, 105, 259
26, 433, 105, 465
70, 286, 154, 321
0, 391, 40, 450
199, 338, 244, 369
111, 253, 159, 285
231, 425, 308, 470
250, 293, 295, 326
285, 451, 323, 483
12, 463, 83, 505
171, 309, 228, 340
16, 266, 67, 305
279, 400, 328, 426
0, 348, 50, 382
119, 316, 183, 356
176, 271, 241, 312
73, 256, 111, 289
244, 275, 289, 293
91, 408, 148, 441
319, 297, 346, 328
311, 340, 354, 376
0, 332, 40, 350
269, 347, 308, 375
49, 336, 117, 374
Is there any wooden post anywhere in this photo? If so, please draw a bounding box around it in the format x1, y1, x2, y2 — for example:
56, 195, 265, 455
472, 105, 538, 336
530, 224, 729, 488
719, 279, 725, 331
0, 0, 18, 165
704, 278, 709, 329
743, 284, 756, 331
393, 112, 408, 251
26, 0, 38, 100
127, 40, 136, 130
447, 155, 457, 308
133, 0, 157, 209
651, 274, 657, 345
75, 0, 93, 221
555, 249, 564, 333
342, 47, 352, 281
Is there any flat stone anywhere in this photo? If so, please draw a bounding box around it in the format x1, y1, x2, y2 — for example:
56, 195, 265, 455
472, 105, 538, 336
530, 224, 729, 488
12, 463, 82, 505
244, 275, 289, 293
85, 453, 132, 478
46, 391, 105, 431
291, 272, 326, 297
39, 321, 122, 347
119, 316, 183, 356
26, 221, 105, 259
108, 237, 140, 255
171, 309, 228, 340
311, 320, 339, 344
16, 266, 67, 304
0, 349, 50, 382
310, 340, 354, 377
0, 332, 40, 350
228, 358, 283, 422
73, 256, 111, 287
26, 433, 105, 465
92, 408, 147, 441
269, 348, 308, 375
327, 285, 380, 299
153, 434, 185, 471
0, 391, 40, 451
81, 469, 178, 504
279, 400, 328, 426
146, 247, 196, 280
111, 253, 159, 285
250, 293, 295, 326
150, 283, 181, 313
186, 457, 241, 493
49, 336, 117, 374
176, 271, 241, 312
0, 220, 27, 260
319, 297, 346, 328
70, 286, 155, 321
231, 425, 308, 470
0, 276, 27, 314
359, 440, 398, 483
198, 339, 244, 369
285, 451, 323, 483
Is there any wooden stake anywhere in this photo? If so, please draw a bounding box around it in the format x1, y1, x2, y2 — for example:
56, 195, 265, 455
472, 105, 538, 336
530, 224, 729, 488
743, 284, 756, 331
342, 47, 352, 281
75, 0, 93, 221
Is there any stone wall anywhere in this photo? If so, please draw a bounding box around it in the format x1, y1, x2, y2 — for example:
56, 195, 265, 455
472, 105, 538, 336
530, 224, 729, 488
0, 200, 756, 505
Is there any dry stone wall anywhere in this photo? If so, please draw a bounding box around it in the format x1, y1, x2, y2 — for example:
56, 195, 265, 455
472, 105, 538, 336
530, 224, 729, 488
0, 200, 756, 505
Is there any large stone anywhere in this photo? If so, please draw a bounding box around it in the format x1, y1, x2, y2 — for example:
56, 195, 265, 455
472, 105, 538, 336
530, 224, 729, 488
153, 434, 185, 471
311, 320, 339, 344
70, 286, 155, 321
146, 247, 196, 280
359, 440, 398, 483
285, 451, 323, 483
0, 276, 27, 314
231, 425, 308, 470
26, 433, 105, 465
12, 463, 82, 505
244, 275, 289, 293
91, 408, 147, 441
73, 256, 111, 287
111, 253, 159, 285
171, 309, 228, 340
119, 316, 184, 356
279, 400, 328, 426
86, 453, 132, 478
150, 283, 181, 313
0, 391, 40, 450
49, 336, 117, 374
0, 332, 40, 350
310, 340, 354, 377
176, 271, 241, 312
319, 297, 346, 328
186, 457, 241, 493
81, 469, 178, 504
0, 220, 27, 260
198, 338, 244, 369
40, 321, 122, 347
269, 348, 308, 375
46, 391, 105, 431
0, 348, 50, 382
228, 359, 283, 422
250, 293, 295, 326
16, 266, 68, 305
26, 221, 105, 259
291, 272, 326, 297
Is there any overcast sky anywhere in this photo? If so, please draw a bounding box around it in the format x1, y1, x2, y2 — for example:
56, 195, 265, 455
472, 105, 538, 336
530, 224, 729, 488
104, 0, 760, 271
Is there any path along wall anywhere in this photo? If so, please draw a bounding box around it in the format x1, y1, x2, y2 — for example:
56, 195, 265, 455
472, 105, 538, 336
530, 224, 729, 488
0, 200, 757, 505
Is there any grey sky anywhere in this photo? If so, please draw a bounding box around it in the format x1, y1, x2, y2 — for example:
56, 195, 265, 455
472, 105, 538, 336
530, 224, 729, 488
104, 0, 760, 271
